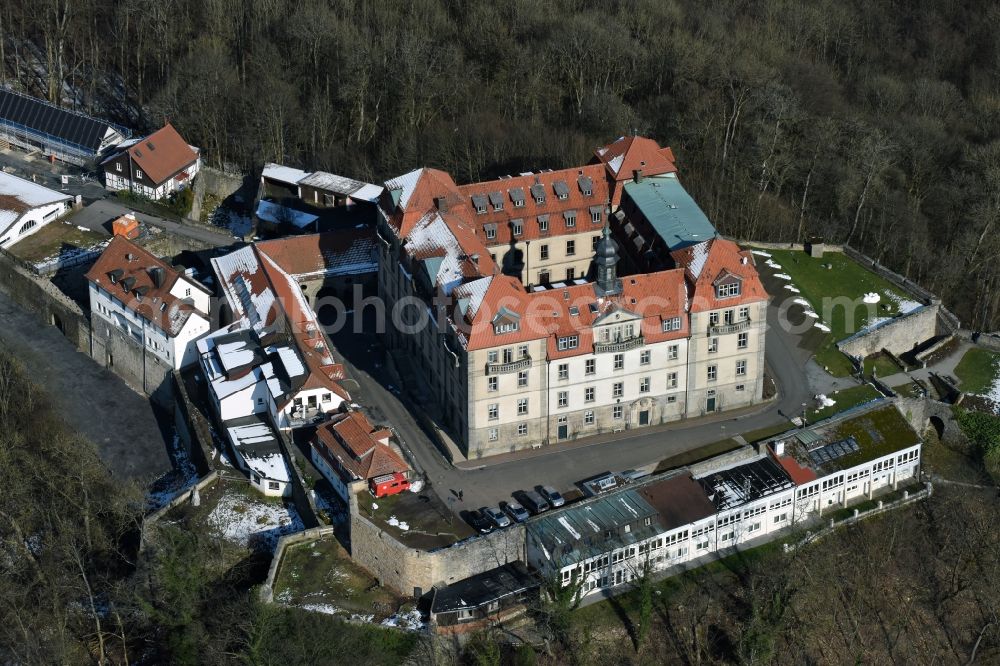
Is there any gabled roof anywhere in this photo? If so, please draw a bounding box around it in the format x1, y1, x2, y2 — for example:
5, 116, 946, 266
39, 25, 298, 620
313, 411, 409, 482
594, 135, 677, 180
382, 168, 462, 237
0, 88, 123, 153
671, 238, 768, 312
623, 175, 716, 251
256, 230, 378, 279
103, 123, 198, 186
85, 236, 207, 336
0, 171, 72, 231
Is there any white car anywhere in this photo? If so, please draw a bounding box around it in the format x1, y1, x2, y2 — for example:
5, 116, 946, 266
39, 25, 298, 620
539, 485, 566, 507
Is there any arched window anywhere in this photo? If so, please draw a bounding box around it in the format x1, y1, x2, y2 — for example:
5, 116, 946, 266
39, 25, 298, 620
19, 219, 37, 234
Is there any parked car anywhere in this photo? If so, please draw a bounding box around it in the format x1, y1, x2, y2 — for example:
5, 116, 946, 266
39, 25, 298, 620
483, 506, 511, 528
539, 485, 566, 507
501, 500, 530, 523
518, 489, 550, 515
465, 509, 494, 534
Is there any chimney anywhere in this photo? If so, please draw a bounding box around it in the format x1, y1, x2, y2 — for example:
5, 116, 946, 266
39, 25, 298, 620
633, 169, 643, 183
434, 196, 448, 212
149, 266, 164, 288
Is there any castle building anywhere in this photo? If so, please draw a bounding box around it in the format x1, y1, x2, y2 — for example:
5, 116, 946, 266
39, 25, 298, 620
371, 136, 768, 459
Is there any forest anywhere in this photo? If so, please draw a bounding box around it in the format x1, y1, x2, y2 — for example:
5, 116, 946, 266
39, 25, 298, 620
2, 0, 1000, 329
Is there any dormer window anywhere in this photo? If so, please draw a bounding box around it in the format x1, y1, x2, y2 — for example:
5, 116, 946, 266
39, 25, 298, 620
509, 187, 525, 208
484, 223, 497, 240
716, 281, 741, 298
471, 194, 487, 214
488, 191, 504, 211
564, 211, 576, 228
538, 215, 549, 232
553, 180, 570, 200
530, 183, 546, 205
492, 307, 520, 335
578, 174, 593, 196
511, 219, 523, 236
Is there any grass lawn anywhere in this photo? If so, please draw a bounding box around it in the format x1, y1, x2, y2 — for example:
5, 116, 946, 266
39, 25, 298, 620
7, 219, 107, 263
864, 353, 903, 378
654, 437, 743, 473
356, 487, 475, 549
953, 347, 1000, 395
273, 536, 403, 618
892, 382, 925, 398
805, 383, 881, 424
763, 249, 919, 376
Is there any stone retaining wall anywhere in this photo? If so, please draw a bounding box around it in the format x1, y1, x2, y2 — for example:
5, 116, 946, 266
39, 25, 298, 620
837, 303, 941, 358
348, 489, 525, 598
259, 526, 337, 603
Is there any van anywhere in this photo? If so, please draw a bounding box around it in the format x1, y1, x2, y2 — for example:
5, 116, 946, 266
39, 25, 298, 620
520, 490, 550, 514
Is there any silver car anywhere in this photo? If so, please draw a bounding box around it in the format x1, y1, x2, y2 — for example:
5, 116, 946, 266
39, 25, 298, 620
540, 485, 566, 507
483, 506, 511, 528
502, 500, 530, 523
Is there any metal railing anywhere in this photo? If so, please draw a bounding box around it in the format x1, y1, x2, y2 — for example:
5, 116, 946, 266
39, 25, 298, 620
708, 318, 751, 336
594, 335, 645, 354
486, 355, 531, 375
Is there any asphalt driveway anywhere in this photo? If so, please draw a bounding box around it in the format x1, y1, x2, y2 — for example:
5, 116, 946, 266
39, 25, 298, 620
0, 289, 173, 482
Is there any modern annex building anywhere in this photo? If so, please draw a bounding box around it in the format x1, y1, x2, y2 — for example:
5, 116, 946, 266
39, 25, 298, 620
375, 136, 769, 458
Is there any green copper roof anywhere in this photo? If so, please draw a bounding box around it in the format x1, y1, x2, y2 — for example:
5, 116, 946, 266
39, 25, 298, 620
623, 175, 717, 251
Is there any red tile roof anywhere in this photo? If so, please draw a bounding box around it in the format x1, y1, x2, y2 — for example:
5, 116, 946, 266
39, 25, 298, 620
313, 411, 410, 482
671, 238, 768, 313
593, 136, 677, 181
85, 235, 206, 336
256, 229, 378, 278
115, 124, 198, 186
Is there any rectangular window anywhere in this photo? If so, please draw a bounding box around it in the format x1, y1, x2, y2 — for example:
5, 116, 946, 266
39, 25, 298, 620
640, 377, 650, 393
538, 270, 550, 284
667, 395, 677, 403
707, 365, 717, 382
489, 428, 499, 441
591, 208, 602, 224
115, 162, 122, 172
709, 312, 719, 326
517, 370, 528, 388
485, 226, 496, 240
511, 220, 523, 236
736, 359, 747, 376
540, 244, 549, 260
518, 345, 529, 358
662, 317, 681, 332
585, 387, 595, 402
565, 213, 576, 228
558, 391, 568, 408
640, 350, 651, 365
708, 337, 718, 353
518, 423, 528, 436
667, 371, 678, 388
566, 240, 576, 256
558, 363, 569, 380
613, 405, 623, 419
739, 306, 750, 320
614, 353, 624, 370
503, 348, 513, 363
518, 398, 529, 415
585, 359, 596, 375
668, 344, 679, 360
488, 404, 499, 420
585, 410, 595, 425
135, 169, 143, 179
717, 282, 741, 298
736, 384, 745, 391
557, 335, 579, 351
738, 332, 748, 349
488, 376, 498, 392
538, 216, 548, 232
566, 268, 575, 281
613, 382, 624, 398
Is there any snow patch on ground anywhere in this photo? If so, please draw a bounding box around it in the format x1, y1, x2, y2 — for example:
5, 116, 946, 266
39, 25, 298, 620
863, 292, 880, 304
387, 516, 410, 531
815, 394, 836, 408
774, 273, 792, 280
381, 609, 426, 631
882, 291, 922, 314
784, 285, 800, 293
814, 322, 831, 332
751, 250, 772, 257
206, 492, 303, 552
793, 298, 811, 307
146, 432, 200, 511
209, 205, 253, 237
765, 259, 782, 269
805, 310, 819, 319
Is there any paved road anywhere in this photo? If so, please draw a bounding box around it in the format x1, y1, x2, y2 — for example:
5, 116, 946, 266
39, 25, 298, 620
328, 297, 817, 512
71, 198, 234, 248
0, 289, 173, 481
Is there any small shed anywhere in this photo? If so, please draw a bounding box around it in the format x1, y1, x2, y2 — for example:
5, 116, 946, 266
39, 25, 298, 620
428, 562, 540, 634
806, 236, 825, 258
112, 213, 140, 239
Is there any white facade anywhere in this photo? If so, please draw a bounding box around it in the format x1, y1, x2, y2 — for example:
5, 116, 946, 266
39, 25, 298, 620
105, 154, 201, 201
0, 171, 73, 248
88, 281, 210, 370
531, 442, 922, 597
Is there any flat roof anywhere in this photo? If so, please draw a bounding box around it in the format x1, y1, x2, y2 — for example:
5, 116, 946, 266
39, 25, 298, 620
623, 174, 717, 251
637, 472, 716, 530
696, 456, 794, 511
431, 561, 538, 614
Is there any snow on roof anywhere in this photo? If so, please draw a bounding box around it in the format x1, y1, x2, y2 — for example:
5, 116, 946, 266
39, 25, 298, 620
255, 199, 319, 229
452, 276, 493, 320
607, 153, 624, 176
384, 168, 423, 209
687, 240, 710, 278
407, 212, 469, 295
227, 420, 290, 483
212, 246, 276, 329
0, 171, 72, 230
261, 163, 309, 186
298, 171, 384, 201
275, 345, 306, 378
217, 339, 257, 372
